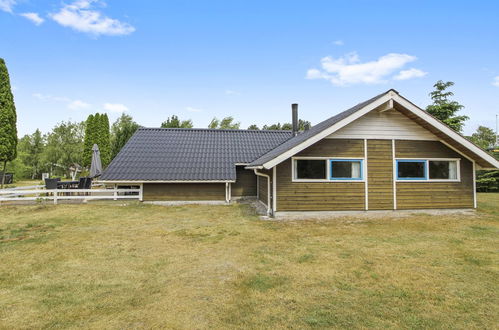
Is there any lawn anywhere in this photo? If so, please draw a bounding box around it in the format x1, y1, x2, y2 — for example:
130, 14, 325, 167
0, 195, 498, 329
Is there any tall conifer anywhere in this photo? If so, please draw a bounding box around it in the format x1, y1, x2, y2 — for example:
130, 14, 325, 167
0, 58, 18, 188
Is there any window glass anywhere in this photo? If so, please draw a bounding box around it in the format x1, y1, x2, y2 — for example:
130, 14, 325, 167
331, 160, 362, 179
429, 161, 457, 180
295, 159, 326, 179
397, 161, 426, 179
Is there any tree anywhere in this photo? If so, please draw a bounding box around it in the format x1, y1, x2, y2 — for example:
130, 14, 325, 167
426, 81, 468, 132
82, 113, 111, 167
262, 119, 312, 131
161, 115, 193, 128
469, 126, 496, 149
247, 124, 260, 130
0, 58, 17, 187
208, 116, 240, 129
20, 129, 45, 179
111, 113, 139, 160
99, 113, 111, 166
43, 121, 85, 177
83, 114, 96, 167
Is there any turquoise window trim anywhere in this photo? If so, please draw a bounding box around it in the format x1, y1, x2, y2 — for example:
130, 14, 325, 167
396, 159, 427, 180
329, 159, 363, 180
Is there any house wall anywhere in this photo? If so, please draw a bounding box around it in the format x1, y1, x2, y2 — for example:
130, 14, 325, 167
143, 183, 226, 201
274, 139, 474, 212
275, 139, 365, 211
367, 140, 394, 210
232, 166, 257, 197
257, 169, 272, 205
395, 140, 474, 209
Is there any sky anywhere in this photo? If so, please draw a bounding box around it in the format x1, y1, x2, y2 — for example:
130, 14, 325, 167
1, 0, 498, 136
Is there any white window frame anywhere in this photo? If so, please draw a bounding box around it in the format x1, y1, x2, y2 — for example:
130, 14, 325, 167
291, 157, 366, 183
395, 158, 461, 182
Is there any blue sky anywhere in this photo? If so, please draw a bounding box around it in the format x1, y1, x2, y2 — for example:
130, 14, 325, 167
1, 0, 498, 136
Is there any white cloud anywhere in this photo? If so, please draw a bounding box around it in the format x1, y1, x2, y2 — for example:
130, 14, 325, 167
68, 99, 90, 110
493, 76, 499, 87
33, 93, 70, 102
185, 106, 202, 112
393, 68, 428, 80
103, 103, 128, 112
0, 0, 16, 13
20, 12, 45, 25
33, 93, 91, 110
333, 40, 344, 46
306, 52, 425, 86
225, 90, 241, 96
50, 0, 135, 36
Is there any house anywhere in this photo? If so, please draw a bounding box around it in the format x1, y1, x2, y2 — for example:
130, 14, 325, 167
100, 89, 499, 216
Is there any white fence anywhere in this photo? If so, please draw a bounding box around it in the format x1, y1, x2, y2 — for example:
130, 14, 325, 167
0, 186, 143, 204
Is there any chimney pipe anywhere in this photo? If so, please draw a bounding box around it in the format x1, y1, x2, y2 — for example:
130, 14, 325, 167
292, 103, 298, 137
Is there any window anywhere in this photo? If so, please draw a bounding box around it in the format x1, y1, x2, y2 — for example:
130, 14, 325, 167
330, 160, 363, 180
397, 160, 426, 180
396, 159, 459, 181
429, 160, 458, 180
293, 158, 364, 181
295, 159, 326, 179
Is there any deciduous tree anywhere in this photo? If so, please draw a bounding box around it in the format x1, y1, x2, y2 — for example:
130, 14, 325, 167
111, 113, 139, 160
161, 115, 193, 128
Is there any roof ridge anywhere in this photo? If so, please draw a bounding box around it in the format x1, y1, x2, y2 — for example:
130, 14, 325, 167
138, 127, 294, 133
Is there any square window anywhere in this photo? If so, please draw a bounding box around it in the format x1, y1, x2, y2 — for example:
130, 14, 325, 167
295, 159, 326, 179
397, 160, 426, 179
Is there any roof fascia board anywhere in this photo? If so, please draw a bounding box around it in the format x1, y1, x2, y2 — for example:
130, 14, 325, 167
261, 93, 393, 169
392, 94, 499, 169
99, 180, 236, 183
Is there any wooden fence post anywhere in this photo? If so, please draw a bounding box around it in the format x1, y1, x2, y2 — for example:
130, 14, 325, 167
113, 184, 118, 201
53, 190, 58, 205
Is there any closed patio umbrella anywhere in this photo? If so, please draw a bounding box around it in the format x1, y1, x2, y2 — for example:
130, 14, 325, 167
90, 144, 103, 178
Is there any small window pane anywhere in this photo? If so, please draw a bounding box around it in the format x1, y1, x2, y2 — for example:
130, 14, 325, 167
398, 161, 426, 179
296, 160, 326, 179
331, 161, 362, 179
429, 161, 457, 180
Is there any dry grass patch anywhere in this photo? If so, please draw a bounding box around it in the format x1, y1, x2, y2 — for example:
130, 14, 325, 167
0, 195, 498, 329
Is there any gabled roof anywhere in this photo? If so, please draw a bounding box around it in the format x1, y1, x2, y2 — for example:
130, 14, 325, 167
100, 128, 292, 182
247, 89, 499, 170
247, 90, 392, 168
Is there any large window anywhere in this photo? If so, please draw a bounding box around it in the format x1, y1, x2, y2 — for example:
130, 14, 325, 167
293, 158, 364, 181
330, 160, 363, 180
295, 159, 326, 179
396, 159, 459, 181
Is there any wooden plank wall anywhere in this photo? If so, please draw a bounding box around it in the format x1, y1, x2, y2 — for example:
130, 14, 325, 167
395, 140, 474, 209
275, 139, 365, 211
257, 169, 272, 205
143, 183, 225, 201
231, 166, 257, 197
367, 140, 394, 210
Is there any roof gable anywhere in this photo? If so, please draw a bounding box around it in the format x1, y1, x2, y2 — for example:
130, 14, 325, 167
247, 90, 499, 170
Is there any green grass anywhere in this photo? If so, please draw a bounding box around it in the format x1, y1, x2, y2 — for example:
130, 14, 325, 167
0, 194, 498, 329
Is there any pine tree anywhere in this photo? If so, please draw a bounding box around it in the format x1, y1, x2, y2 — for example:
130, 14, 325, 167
100, 113, 111, 166
0, 58, 17, 188
83, 114, 95, 167
426, 81, 468, 132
